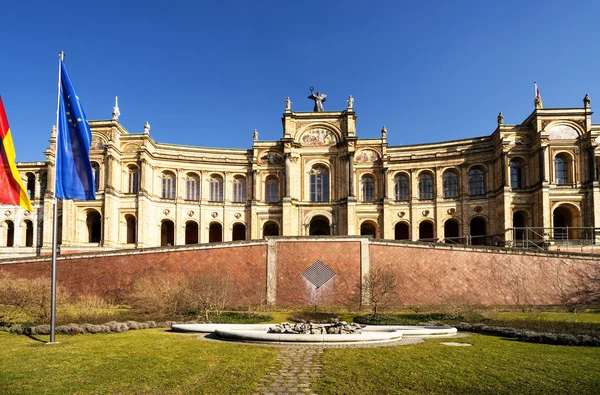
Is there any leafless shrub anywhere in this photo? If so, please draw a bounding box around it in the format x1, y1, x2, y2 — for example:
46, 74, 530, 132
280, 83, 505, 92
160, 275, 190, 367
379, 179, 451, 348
360, 267, 400, 317
0, 271, 69, 323
128, 269, 234, 321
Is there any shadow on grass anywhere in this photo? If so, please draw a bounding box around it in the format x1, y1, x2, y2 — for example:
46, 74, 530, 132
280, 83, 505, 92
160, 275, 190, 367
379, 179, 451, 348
26, 334, 47, 343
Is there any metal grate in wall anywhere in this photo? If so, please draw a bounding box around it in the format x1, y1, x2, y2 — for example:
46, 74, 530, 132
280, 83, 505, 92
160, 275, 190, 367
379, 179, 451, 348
301, 260, 336, 289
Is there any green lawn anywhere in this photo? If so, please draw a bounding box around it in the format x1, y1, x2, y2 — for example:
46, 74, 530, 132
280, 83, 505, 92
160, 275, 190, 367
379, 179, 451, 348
315, 334, 600, 394
486, 311, 600, 323
0, 329, 278, 394
2, 314, 600, 394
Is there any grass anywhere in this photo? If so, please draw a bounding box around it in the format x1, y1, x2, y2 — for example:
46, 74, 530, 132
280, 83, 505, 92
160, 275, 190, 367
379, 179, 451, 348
315, 334, 600, 394
0, 329, 278, 394
486, 311, 600, 324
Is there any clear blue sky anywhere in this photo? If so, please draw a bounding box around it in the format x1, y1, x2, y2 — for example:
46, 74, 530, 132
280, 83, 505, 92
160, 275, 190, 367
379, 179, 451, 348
2, 0, 599, 162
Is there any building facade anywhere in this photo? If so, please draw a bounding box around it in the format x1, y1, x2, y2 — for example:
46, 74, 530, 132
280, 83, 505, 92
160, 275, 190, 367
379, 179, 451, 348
1, 95, 599, 257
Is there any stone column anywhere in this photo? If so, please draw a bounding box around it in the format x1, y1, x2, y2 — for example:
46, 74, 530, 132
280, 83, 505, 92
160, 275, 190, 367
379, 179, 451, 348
539, 146, 547, 183
589, 147, 597, 182
253, 170, 260, 201
501, 152, 507, 186
348, 152, 355, 197
284, 153, 291, 198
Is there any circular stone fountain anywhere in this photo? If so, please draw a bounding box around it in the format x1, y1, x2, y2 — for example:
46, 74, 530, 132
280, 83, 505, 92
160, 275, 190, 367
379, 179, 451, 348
171, 322, 458, 344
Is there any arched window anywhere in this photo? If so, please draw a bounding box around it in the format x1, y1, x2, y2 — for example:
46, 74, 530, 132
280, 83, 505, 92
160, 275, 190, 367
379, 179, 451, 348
554, 154, 570, 185
394, 174, 409, 201
510, 159, 523, 189
162, 172, 176, 199
26, 173, 35, 200
442, 171, 458, 198
265, 177, 279, 203
128, 166, 139, 194
361, 175, 375, 202
92, 162, 101, 192
418, 173, 433, 200
232, 176, 246, 203
310, 166, 329, 202
468, 168, 485, 196
186, 174, 200, 201
209, 175, 223, 202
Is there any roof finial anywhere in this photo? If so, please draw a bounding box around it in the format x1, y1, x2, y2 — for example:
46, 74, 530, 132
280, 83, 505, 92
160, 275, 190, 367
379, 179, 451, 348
144, 121, 150, 134
51, 125, 57, 138
381, 126, 387, 139
112, 96, 121, 120
584, 93, 591, 108
497, 112, 504, 125
285, 97, 292, 111
253, 129, 259, 142
347, 95, 354, 110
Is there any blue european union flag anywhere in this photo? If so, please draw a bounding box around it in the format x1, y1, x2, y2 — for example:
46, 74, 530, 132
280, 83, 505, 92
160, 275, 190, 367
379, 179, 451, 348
55, 59, 96, 200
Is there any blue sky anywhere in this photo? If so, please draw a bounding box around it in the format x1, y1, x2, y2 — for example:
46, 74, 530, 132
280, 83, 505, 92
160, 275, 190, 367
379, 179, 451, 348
2, 0, 599, 162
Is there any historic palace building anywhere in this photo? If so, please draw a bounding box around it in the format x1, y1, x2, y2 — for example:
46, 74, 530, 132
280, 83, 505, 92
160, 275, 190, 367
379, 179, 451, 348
1, 94, 599, 257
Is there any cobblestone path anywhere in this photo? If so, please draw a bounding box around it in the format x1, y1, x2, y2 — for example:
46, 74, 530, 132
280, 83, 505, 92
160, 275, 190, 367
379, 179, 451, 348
256, 345, 323, 395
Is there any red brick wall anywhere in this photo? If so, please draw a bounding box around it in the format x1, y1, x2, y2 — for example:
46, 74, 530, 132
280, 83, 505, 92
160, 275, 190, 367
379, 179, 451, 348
275, 240, 361, 306
370, 242, 599, 305
1, 239, 598, 306
0, 244, 267, 304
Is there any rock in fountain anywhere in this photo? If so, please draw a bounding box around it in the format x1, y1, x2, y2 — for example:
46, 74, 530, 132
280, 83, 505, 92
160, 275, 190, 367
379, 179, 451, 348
268, 322, 362, 335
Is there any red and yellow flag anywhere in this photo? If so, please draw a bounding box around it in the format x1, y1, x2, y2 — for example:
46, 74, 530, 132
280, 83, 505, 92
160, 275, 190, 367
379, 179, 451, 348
0, 96, 32, 211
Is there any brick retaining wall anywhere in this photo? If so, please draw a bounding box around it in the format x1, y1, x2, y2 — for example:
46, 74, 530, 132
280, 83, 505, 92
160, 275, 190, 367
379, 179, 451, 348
0, 237, 597, 306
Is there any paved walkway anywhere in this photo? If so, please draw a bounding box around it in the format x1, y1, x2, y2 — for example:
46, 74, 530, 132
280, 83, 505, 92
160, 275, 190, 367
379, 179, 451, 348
256, 345, 323, 395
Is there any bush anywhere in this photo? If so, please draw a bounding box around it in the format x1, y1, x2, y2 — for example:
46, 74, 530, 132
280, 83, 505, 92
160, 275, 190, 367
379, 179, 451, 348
456, 322, 600, 347
0, 271, 68, 324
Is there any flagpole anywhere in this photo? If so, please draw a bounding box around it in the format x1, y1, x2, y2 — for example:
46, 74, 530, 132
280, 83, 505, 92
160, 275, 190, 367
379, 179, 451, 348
48, 51, 64, 345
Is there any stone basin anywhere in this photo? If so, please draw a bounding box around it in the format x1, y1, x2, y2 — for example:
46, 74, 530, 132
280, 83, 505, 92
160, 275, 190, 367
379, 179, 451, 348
171, 323, 458, 343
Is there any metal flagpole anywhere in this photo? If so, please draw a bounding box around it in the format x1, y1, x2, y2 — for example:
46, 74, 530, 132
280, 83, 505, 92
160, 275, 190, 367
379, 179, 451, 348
48, 51, 64, 345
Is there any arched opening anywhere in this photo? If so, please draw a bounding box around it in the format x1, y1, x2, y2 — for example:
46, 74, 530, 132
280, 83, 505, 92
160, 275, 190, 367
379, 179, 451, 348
513, 211, 527, 241
444, 219, 460, 243
470, 217, 487, 245
5, 221, 14, 247
24, 220, 34, 247
418, 221, 434, 241
86, 211, 102, 243
468, 167, 485, 196
554, 154, 571, 185
309, 216, 330, 235
360, 221, 377, 238
263, 221, 279, 237
209, 222, 222, 243
161, 220, 175, 246
26, 173, 35, 200
37, 220, 44, 246
442, 171, 459, 198
57, 215, 62, 245
232, 223, 246, 241
40, 172, 47, 197
553, 205, 577, 240
125, 215, 136, 244
394, 222, 409, 240
185, 222, 198, 244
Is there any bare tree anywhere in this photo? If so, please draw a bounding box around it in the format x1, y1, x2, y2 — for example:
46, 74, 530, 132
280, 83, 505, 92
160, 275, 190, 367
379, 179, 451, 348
360, 267, 400, 317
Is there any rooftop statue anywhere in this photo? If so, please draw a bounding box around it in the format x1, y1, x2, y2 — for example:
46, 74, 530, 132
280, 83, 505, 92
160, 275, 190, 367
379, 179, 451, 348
307, 86, 326, 112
